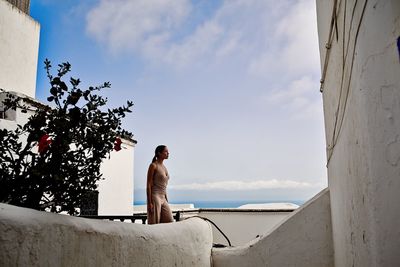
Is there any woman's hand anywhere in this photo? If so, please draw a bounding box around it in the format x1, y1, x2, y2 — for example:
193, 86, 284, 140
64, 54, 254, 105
148, 202, 154, 212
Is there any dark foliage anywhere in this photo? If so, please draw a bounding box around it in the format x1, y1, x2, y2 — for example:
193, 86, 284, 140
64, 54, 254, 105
0, 60, 133, 215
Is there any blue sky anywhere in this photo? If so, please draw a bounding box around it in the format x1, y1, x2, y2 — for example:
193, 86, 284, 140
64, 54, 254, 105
30, 0, 327, 203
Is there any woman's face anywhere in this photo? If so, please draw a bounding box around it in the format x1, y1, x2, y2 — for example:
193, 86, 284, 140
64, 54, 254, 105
158, 147, 169, 160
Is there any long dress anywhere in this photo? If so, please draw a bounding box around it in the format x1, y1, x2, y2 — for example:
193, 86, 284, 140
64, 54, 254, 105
147, 164, 173, 224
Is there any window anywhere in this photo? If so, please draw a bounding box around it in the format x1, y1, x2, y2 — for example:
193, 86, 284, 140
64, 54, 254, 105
0, 94, 17, 121
0, 103, 5, 119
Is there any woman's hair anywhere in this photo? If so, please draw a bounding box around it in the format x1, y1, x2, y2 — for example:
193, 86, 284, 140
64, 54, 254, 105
152, 145, 167, 163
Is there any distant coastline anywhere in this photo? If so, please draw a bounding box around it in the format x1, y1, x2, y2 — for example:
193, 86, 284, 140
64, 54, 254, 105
134, 200, 305, 208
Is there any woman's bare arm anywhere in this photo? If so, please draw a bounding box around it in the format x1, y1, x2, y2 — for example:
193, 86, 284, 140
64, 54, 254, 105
146, 163, 156, 210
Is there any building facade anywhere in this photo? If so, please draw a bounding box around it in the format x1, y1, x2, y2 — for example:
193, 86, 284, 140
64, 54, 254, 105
0, 0, 136, 215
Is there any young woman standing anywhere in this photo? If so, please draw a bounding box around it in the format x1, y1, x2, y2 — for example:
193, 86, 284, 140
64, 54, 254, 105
146, 145, 174, 224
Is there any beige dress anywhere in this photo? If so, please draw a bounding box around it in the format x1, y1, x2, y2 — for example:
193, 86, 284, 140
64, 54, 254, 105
147, 164, 173, 224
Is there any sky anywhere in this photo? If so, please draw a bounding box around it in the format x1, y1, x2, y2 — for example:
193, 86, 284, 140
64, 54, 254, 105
30, 0, 328, 203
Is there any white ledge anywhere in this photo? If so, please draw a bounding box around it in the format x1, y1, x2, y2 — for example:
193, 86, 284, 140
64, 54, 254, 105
0, 203, 213, 267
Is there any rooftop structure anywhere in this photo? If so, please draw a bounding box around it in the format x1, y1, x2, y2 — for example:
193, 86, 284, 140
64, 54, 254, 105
5, 0, 29, 14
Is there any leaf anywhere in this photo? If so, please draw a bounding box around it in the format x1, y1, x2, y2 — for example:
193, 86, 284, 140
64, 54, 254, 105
50, 87, 58, 96
51, 77, 61, 86
60, 82, 68, 91
70, 77, 81, 87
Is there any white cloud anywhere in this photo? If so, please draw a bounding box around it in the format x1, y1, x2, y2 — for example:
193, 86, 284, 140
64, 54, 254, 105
161, 21, 224, 68
86, 0, 320, 73
86, 0, 191, 53
169, 179, 320, 191
248, 0, 320, 78
265, 75, 323, 120
269, 75, 315, 104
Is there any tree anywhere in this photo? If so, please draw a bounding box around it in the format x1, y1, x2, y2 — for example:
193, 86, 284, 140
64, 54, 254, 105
0, 60, 133, 215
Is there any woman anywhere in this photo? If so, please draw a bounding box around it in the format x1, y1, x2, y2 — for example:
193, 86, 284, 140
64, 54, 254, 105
146, 145, 174, 224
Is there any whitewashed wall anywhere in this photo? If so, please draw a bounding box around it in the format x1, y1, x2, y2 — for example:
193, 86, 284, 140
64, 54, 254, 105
316, 1, 400, 266
212, 189, 334, 267
98, 139, 135, 215
0, 0, 39, 98
0, 92, 39, 126
0, 203, 213, 267
182, 210, 292, 246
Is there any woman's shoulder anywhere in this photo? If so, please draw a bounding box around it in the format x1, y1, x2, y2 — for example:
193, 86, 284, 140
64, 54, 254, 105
148, 162, 157, 170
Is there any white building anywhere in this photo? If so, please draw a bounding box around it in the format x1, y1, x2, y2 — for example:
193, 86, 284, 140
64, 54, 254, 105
0, 0, 38, 98
0, 0, 136, 215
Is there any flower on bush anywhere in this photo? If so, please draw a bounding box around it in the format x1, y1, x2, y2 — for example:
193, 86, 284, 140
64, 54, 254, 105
38, 134, 52, 154
114, 137, 122, 151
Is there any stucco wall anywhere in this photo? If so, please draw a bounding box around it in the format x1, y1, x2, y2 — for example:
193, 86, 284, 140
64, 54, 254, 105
212, 188, 333, 267
181, 210, 292, 246
0, 203, 213, 267
316, 1, 400, 266
0, 0, 40, 98
98, 140, 135, 215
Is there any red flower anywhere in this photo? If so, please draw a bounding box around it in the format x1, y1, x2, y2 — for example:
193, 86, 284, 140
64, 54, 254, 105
38, 134, 52, 154
114, 137, 122, 151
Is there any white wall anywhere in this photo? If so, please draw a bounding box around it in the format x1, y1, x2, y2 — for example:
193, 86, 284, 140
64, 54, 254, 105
0, 92, 39, 124
0, 0, 40, 98
98, 139, 135, 215
316, 1, 400, 266
0, 93, 41, 152
182, 210, 292, 246
212, 189, 334, 267
0, 203, 213, 267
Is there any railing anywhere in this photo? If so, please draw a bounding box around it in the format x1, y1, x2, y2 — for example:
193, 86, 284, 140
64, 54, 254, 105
6, 0, 30, 14
80, 208, 295, 224
79, 211, 181, 224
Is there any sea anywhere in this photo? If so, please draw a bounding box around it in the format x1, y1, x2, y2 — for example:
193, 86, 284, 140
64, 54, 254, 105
134, 200, 305, 208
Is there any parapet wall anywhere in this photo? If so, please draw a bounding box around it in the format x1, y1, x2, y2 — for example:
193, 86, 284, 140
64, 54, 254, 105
0, 203, 213, 267
212, 188, 334, 267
